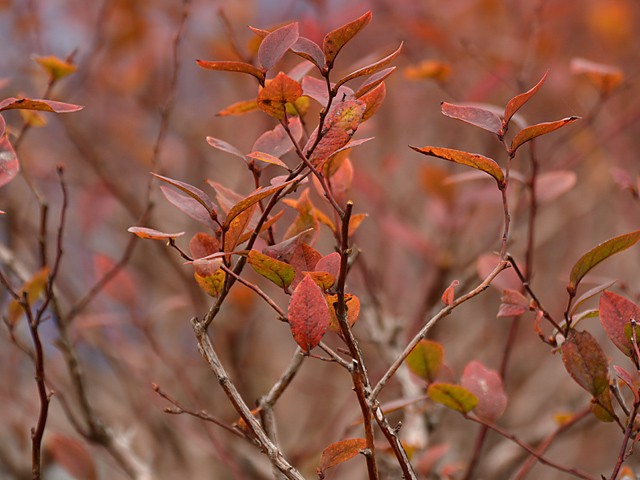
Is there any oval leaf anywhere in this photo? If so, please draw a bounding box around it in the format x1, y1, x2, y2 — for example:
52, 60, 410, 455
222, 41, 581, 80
127, 226, 185, 240
195, 60, 265, 84
152, 173, 216, 215
323, 11, 372, 66
599, 291, 640, 359
257, 72, 302, 120
258, 23, 299, 71
406, 339, 444, 383
503, 71, 548, 127
288, 275, 330, 351
427, 383, 478, 414
441, 102, 502, 134
247, 249, 295, 289
510, 117, 580, 153
318, 438, 366, 475
561, 329, 609, 396
461, 361, 508, 422
291, 37, 325, 69
568, 230, 640, 293
410, 146, 504, 186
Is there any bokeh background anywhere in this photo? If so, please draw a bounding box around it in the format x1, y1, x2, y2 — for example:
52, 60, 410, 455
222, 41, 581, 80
1, 0, 640, 478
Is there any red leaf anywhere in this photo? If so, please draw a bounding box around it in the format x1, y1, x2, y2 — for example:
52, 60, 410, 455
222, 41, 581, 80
355, 66, 396, 98
0, 97, 83, 113
47, 434, 97, 480
315, 252, 341, 279
441, 280, 459, 306
441, 102, 502, 134
599, 291, 640, 359
477, 254, 521, 291
510, 117, 580, 153
613, 365, 640, 403
497, 288, 529, 317
323, 11, 372, 66
189, 233, 221, 273
461, 361, 508, 422
258, 23, 299, 71
289, 243, 322, 289
561, 329, 610, 396
0, 135, 19, 188
225, 203, 257, 252
317, 438, 366, 475
334, 42, 403, 89
359, 82, 386, 122
127, 226, 185, 240
257, 72, 302, 120
251, 117, 302, 158
288, 275, 330, 351
503, 71, 548, 128
262, 228, 314, 263
196, 60, 265, 84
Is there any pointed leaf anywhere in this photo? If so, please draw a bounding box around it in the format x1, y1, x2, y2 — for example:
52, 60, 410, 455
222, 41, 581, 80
427, 383, 478, 414
323, 11, 372, 66
571, 280, 616, 315
441, 102, 502, 134
326, 293, 360, 333
441, 280, 459, 306
252, 116, 302, 158
410, 146, 504, 187
461, 361, 508, 422
306, 100, 366, 168
511, 117, 579, 153
262, 228, 314, 263
318, 438, 366, 475
355, 66, 396, 97
406, 339, 444, 383
348, 213, 367, 237
127, 226, 185, 240
225, 203, 257, 252
258, 23, 299, 71
247, 249, 295, 288
237, 210, 285, 245
599, 291, 640, 358
257, 72, 302, 120
359, 82, 386, 121
561, 329, 609, 396
288, 275, 330, 351
217, 99, 258, 116
568, 230, 640, 293
291, 37, 325, 69
196, 60, 265, 83
0, 97, 83, 113
7, 267, 48, 326
246, 151, 290, 170
503, 71, 548, 127
224, 178, 296, 227
335, 42, 403, 89
206, 137, 245, 160
0, 135, 19, 188
614, 365, 640, 403
152, 173, 216, 215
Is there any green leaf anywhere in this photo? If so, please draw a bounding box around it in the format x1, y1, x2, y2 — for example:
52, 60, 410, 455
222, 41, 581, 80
503, 70, 548, 128
561, 330, 609, 396
406, 339, 444, 383
409, 146, 504, 187
427, 383, 478, 414
323, 11, 372, 66
317, 438, 366, 475
195, 60, 265, 84
247, 250, 295, 289
591, 388, 616, 423
510, 117, 579, 153
568, 230, 640, 293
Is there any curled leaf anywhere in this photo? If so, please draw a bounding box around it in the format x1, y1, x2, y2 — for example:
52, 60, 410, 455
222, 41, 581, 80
497, 289, 529, 317
510, 117, 580, 153
441, 280, 459, 306
127, 226, 185, 240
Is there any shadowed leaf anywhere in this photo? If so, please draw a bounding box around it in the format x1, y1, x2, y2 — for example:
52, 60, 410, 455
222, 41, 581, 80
441, 102, 502, 134
410, 146, 504, 187
258, 23, 299, 71
237, 210, 284, 245
225, 203, 257, 252
568, 230, 640, 293
561, 330, 609, 396
461, 361, 508, 422
305, 271, 335, 290
252, 117, 303, 158
0, 135, 19, 188
497, 289, 529, 317
7, 267, 48, 326
0, 97, 83, 113
503, 71, 548, 127
613, 365, 640, 403
160, 186, 217, 229
327, 294, 360, 334
323, 11, 372, 66
599, 291, 640, 359
127, 226, 185, 240
206, 137, 245, 160
152, 173, 216, 215
190, 233, 225, 297
318, 438, 366, 475
196, 60, 265, 84
262, 228, 314, 263
316, 252, 341, 279
247, 250, 295, 289
335, 42, 403, 89
406, 339, 444, 383
427, 383, 478, 414
510, 117, 579, 153
355, 66, 396, 97
288, 275, 330, 351
257, 72, 302, 120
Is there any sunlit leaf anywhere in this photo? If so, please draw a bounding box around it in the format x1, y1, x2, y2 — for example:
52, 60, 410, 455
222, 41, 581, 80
0, 97, 83, 113
334, 42, 402, 89
257, 72, 302, 120
510, 117, 579, 153
323, 11, 372, 66
127, 226, 185, 240
326, 293, 360, 333
33, 55, 77, 80
503, 71, 548, 127
410, 146, 504, 187
288, 275, 330, 351
206, 136, 245, 160
461, 361, 508, 422
7, 267, 48, 326
217, 98, 258, 116
561, 329, 609, 396
317, 438, 366, 475
0, 135, 19, 188
427, 383, 478, 414
258, 23, 299, 71
441, 102, 502, 134
599, 291, 640, 360
406, 339, 444, 383
152, 173, 216, 215
568, 230, 640, 293
195, 60, 265, 84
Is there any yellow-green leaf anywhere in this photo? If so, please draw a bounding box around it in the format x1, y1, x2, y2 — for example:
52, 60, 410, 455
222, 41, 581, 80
247, 250, 295, 289
428, 383, 478, 414
406, 339, 444, 383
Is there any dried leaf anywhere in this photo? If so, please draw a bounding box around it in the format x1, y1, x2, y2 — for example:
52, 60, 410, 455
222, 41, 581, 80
127, 226, 185, 240
305, 271, 336, 290
190, 233, 225, 296
318, 438, 366, 475
7, 267, 48, 326
427, 383, 478, 414
0, 135, 19, 188
327, 293, 360, 334
283, 189, 319, 246
247, 249, 295, 289
194, 269, 226, 297
441, 102, 502, 134
257, 72, 302, 120
410, 146, 504, 187
195, 60, 265, 84
599, 291, 640, 359
503, 71, 548, 127
288, 275, 330, 351
258, 23, 299, 71
568, 230, 640, 293
561, 329, 609, 396
334, 42, 403, 89
0, 97, 83, 113
206, 137, 245, 160
406, 339, 444, 383
461, 361, 508, 422
323, 11, 372, 66
510, 117, 580, 153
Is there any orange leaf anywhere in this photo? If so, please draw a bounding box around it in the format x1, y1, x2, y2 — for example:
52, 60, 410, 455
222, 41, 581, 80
323, 11, 372, 66
318, 438, 366, 475
503, 71, 548, 128
257, 72, 302, 120
128, 226, 185, 240
7, 267, 48, 326
441, 280, 459, 306
334, 42, 403, 89
216, 98, 258, 116
0, 97, 83, 113
288, 275, 330, 351
510, 117, 580, 153
327, 293, 361, 334
195, 60, 265, 84
359, 82, 386, 121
